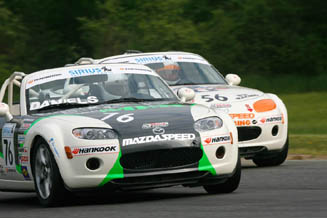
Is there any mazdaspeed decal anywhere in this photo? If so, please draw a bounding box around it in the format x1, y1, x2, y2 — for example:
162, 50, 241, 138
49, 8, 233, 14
122, 134, 196, 146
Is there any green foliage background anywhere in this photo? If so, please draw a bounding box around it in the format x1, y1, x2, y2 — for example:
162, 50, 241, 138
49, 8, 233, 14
0, 0, 326, 93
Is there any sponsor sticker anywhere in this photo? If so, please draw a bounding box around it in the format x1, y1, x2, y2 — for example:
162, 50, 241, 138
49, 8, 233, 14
203, 135, 231, 145
123, 134, 196, 146
71, 145, 119, 156
18, 134, 25, 145
245, 104, 253, 112
68, 67, 103, 77
236, 94, 259, 100
229, 113, 255, 119
30, 96, 98, 110
259, 115, 283, 124
142, 122, 169, 129
21, 166, 31, 180
234, 120, 251, 126
49, 138, 60, 158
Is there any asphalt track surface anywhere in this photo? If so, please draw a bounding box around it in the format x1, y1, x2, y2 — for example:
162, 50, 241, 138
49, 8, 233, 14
0, 160, 326, 218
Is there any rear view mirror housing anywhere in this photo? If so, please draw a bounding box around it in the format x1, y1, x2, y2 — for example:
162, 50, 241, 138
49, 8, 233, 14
0, 103, 13, 121
225, 74, 241, 86
177, 88, 195, 102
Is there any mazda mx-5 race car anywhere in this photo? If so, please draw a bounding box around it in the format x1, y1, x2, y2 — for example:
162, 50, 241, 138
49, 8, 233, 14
0, 63, 240, 206
82, 51, 288, 167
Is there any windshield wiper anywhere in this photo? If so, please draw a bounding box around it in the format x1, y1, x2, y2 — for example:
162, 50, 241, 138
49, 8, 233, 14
32, 103, 94, 112
101, 97, 172, 104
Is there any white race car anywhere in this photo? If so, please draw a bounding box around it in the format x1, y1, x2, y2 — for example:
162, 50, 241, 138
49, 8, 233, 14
0, 63, 240, 206
80, 51, 289, 167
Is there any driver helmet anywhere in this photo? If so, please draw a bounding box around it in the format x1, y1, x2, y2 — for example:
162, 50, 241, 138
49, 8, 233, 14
156, 61, 181, 85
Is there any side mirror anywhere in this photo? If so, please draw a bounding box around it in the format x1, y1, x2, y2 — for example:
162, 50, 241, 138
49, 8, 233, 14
0, 103, 13, 121
177, 88, 195, 102
225, 74, 241, 86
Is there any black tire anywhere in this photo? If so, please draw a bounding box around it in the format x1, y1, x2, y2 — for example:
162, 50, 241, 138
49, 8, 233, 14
32, 138, 69, 206
252, 136, 289, 167
203, 155, 241, 194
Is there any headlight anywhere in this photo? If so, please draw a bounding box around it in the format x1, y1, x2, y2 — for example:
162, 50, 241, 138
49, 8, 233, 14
72, 128, 118, 140
194, 117, 223, 132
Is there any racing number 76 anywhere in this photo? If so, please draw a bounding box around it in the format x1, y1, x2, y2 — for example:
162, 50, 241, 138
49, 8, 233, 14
4, 139, 14, 166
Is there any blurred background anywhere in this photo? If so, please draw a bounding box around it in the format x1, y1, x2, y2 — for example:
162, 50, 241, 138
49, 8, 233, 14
0, 0, 326, 156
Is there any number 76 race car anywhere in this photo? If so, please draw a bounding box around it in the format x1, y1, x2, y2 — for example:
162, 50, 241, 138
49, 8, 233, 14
0, 63, 240, 206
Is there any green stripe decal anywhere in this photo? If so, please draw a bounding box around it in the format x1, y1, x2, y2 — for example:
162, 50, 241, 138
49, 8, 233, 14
198, 143, 216, 175
99, 151, 124, 186
0, 152, 3, 159
16, 165, 22, 174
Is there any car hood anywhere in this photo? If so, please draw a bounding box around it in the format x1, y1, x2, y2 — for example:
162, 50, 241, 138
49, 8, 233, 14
29, 102, 208, 153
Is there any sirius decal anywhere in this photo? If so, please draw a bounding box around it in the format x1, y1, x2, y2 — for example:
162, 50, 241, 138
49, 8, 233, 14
135, 56, 164, 63
71, 145, 118, 156
204, 135, 231, 145
68, 67, 103, 76
122, 134, 196, 146
30, 96, 99, 110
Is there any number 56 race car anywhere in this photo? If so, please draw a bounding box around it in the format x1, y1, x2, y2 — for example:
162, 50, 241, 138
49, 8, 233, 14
0, 63, 240, 206
91, 51, 289, 167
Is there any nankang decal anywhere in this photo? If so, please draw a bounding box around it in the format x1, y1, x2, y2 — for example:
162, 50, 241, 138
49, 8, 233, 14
68, 67, 103, 76
204, 135, 231, 145
100, 104, 183, 113
71, 145, 119, 156
260, 115, 283, 124
122, 134, 196, 146
30, 96, 99, 110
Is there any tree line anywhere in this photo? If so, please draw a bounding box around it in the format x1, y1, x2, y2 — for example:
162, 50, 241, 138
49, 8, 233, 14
1, 0, 326, 88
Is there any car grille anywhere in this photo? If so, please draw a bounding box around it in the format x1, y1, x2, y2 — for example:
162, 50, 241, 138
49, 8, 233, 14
237, 126, 262, 142
120, 147, 203, 170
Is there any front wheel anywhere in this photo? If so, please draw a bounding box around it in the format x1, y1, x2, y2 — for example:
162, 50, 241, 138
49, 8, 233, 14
203, 155, 241, 194
32, 138, 69, 206
253, 137, 289, 167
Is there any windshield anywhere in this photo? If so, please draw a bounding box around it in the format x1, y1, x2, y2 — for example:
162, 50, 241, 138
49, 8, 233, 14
26, 72, 178, 113
145, 62, 227, 86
